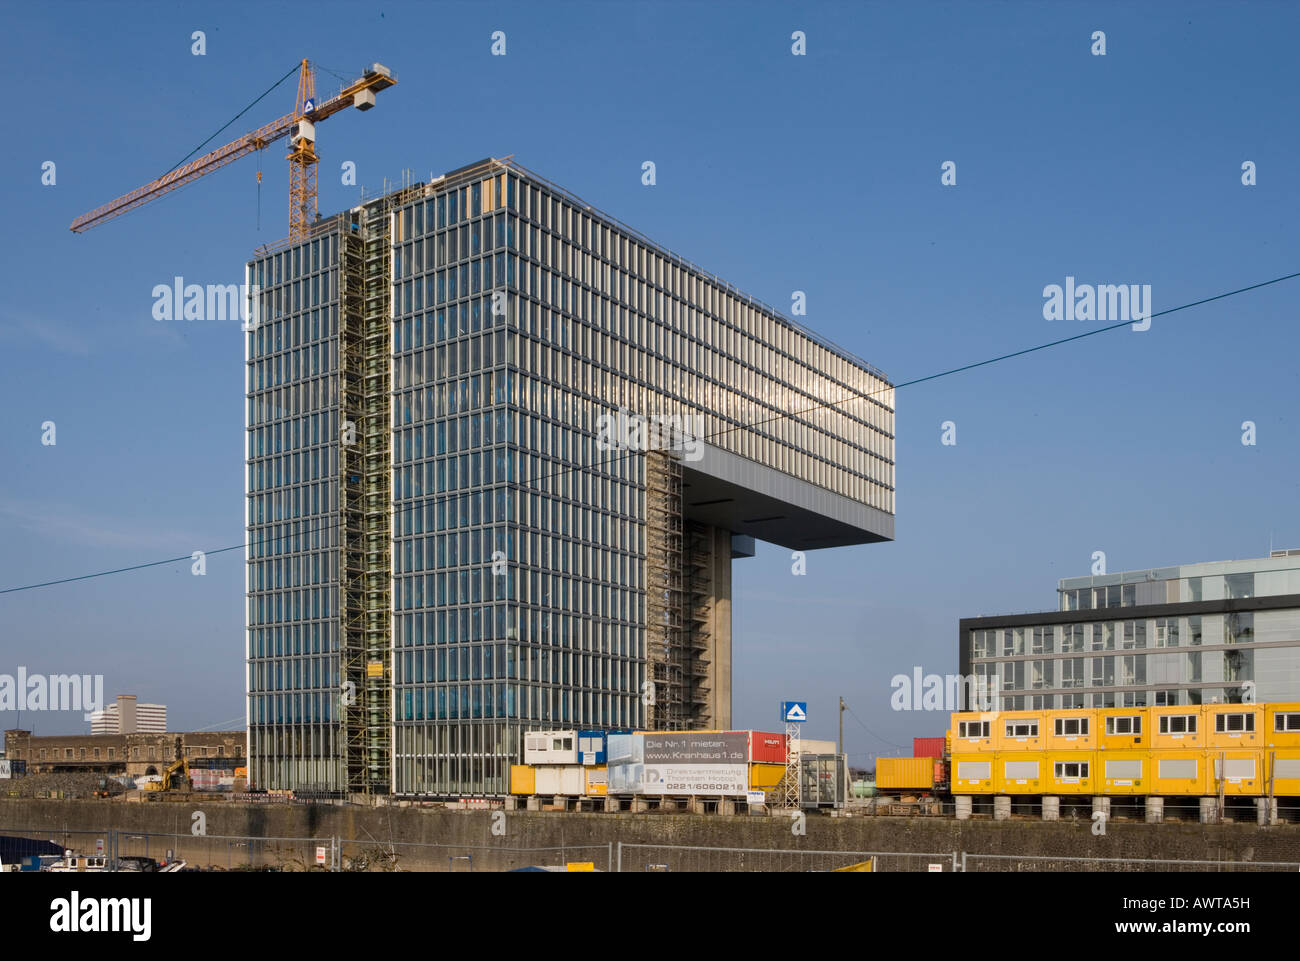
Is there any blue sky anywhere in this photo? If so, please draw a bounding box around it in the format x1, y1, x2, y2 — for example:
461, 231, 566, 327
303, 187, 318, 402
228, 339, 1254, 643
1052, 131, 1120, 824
1, 1, 1298, 762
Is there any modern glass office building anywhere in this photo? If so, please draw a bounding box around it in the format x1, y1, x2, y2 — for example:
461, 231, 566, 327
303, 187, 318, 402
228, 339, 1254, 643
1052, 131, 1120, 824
959, 552, 1300, 711
246, 158, 895, 796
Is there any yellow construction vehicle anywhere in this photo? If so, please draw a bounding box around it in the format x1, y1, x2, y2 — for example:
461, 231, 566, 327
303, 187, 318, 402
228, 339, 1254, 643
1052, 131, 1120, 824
144, 757, 191, 793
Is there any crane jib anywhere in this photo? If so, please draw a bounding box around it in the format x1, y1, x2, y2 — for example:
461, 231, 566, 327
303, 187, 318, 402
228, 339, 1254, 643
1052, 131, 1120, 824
69, 61, 396, 235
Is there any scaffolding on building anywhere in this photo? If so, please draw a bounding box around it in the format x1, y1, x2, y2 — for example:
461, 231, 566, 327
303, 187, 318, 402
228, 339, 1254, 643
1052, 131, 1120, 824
338, 179, 423, 794
684, 522, 713, 729
644, 450, 686, 730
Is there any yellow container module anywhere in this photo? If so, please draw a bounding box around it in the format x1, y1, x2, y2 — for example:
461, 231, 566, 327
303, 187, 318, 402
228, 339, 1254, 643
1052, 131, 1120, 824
1150, 705, 1204, 749
1045, 709, 1096, 750
1098, 750, 1147, 794
1150, 750, 1207, 795
1044, 751, 1096, 794
1097, 707, 1149, 750
951, 754, 996, 794
1265, 702, 1300, 748
1266, 749, 1300, 796
1205, 705, 1263, 749
949, 712, 994, 752
1209, 749, 1264, 795
995, 752, 1046, 794
749, 763, 786, 791
584, 765, 608, 797
995, 710, 1046, 752
510, 764, 535, 796
876, 757, 936, 791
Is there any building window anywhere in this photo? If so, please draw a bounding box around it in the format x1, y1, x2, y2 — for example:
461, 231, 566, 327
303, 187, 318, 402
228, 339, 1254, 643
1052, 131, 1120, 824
1224, 649, 1253, 687
1225, 613, 1253, 645
1214, 712, 1255, 733
1155, 618, 1179, 647
1274, 713, 1300, 732
93, 748, 100, 759
1159, 714, 1197, 734
1225, 573, 1255, 599
1005, 720, 1037, 738
39, 750, 46, 761
1031, 626, 1054, 655
958, 720, 989, 739
65, 749, 73, 759
1054, 717, 1088, 736
1054, 761, 1088, 779
108, 748, 115, 760
1105, 715, 1142, 735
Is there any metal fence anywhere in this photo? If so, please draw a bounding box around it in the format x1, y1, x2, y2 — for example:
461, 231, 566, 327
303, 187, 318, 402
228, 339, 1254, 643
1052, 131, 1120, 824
334, 838, 614, 872
8, 826, 1296, 872
615, 843, 958, 872
962, 853, 1300, 872
117, 831, 332, 871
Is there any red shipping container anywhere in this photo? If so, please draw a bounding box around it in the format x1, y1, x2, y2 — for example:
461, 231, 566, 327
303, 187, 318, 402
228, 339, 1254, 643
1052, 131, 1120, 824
748, 731, 789, 764
913, 737, 945, 758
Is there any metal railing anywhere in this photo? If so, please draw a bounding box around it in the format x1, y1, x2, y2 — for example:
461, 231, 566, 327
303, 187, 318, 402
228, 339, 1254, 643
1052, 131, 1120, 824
615, 843, 958, 873
962, 852, 1300, 872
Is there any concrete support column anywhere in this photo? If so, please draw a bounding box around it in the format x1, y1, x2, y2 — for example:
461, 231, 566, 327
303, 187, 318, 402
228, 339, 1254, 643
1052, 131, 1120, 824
954, 796, 972, 820
1257, 797, 1278, 826
551, 795, 567, 811
1092, 796, 1110, 824
1145, 797, 1164, 824
1199, 797, 1220, 824
503, 796, 519, 811
1041, 796, 1059, 821
603, 795, 619, 813
993, 795, 1011, 821
631, 797, 650, 813
525, 796, 541, 812
686, 797, 706, 815
720, 798, 736, 816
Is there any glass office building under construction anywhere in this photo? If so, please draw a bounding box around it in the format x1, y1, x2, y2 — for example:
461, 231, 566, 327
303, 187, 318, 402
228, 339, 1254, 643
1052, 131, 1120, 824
245, 158, 895, 796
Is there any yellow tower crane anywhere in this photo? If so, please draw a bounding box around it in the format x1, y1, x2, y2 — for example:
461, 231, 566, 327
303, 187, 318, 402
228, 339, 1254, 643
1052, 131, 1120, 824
70, 59, 396, 239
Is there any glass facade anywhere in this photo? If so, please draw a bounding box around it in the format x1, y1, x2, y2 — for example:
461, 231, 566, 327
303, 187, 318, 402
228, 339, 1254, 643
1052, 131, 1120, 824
247, 159, 896, 795
245, 233, 343, 791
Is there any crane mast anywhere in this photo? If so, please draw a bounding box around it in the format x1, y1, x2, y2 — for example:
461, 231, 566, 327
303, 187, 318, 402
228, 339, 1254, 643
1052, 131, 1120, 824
70, 59, 396, 239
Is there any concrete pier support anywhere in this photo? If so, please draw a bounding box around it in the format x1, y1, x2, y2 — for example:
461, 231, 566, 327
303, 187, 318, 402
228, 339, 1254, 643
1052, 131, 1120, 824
1041, 796, 1059, 821
631, 797, 650, 813
603, 796, 619, 813
1145, 797, 1164, 824
955, 796, 972, 820
1199, 797, 1220, 824
525, 796, 541, 812
1257, 797, 1278, 826
1092, 796, 1110, 824
993, 796, 1012, 821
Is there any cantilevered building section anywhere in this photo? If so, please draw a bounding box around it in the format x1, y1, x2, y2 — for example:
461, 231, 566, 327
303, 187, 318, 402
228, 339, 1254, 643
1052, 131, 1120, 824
245, 158, 894, 796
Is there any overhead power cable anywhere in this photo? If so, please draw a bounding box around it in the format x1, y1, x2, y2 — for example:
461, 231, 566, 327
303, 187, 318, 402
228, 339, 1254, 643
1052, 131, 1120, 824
160, 61, 301, 178
2, 268, 1297, 597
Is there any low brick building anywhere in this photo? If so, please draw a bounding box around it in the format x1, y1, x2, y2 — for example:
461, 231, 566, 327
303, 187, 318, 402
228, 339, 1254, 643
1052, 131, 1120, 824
3, 729, 244, 778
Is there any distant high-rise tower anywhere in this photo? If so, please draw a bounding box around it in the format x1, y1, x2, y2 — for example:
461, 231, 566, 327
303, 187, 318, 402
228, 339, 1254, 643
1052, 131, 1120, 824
89, 695, 166, 734
245, 158, 895, 796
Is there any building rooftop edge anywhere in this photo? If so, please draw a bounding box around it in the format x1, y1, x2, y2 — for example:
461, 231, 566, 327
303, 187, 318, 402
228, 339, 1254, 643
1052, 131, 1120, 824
253, 156, 892, 386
